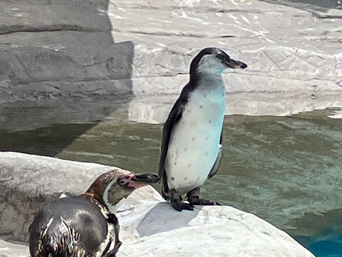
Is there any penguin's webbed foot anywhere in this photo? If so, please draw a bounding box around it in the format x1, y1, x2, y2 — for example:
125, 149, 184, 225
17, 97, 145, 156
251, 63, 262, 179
171, 199, 194, 212
187, 187, 220, 206
188, 196, 220, 206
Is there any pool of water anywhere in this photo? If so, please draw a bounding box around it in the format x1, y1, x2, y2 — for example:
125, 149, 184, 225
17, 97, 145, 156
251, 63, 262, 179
1, 100, 342, 257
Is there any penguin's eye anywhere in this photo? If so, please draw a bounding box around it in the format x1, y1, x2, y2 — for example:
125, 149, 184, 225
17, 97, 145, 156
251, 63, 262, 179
217, 53, 229, 62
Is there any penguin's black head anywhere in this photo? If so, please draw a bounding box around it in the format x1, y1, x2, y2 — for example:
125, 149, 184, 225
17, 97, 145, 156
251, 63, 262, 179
190, 47, 247, 78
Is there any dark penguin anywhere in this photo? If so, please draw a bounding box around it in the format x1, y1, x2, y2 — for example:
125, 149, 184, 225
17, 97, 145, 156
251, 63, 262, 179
29, 170, 159, 257
158, 47, 247, 211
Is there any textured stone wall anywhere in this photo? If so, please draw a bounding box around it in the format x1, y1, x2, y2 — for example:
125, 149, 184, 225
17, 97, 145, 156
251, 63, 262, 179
108, 0, 342, 97
0, 0, 341, 105
0, 0, 134, 103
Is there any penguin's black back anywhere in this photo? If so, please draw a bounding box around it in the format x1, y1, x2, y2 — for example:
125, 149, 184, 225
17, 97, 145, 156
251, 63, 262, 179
29, 194, 110, 257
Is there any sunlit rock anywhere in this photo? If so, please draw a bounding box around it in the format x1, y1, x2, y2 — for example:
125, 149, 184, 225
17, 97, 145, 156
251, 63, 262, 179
0, 0, 341, 107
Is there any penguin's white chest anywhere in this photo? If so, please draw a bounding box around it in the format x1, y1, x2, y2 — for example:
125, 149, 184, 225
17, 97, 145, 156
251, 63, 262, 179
165, 87, 225, 194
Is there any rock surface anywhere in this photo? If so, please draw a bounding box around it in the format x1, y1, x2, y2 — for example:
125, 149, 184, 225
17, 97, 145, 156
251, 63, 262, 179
0, 152, 314, 257
0, 0, 134, 103
110, 0, 342, 98
0, 152, 114, 243
0, 1, 341, 256
0, 0, 341, 114
0, 239, 27, 257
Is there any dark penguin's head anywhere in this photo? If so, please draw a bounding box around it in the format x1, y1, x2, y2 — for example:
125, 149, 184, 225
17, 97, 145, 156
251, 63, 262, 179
28, 170, 159, 257
189, 47, 247, 80
85, 169, 159, 211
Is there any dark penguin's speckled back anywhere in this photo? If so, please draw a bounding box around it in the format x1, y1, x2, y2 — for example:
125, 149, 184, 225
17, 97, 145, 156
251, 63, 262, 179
29, 194, 118, 257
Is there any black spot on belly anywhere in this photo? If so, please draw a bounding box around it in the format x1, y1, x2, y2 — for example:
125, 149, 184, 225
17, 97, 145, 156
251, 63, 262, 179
184, 177, 187, 180
208, 120, 212, 124
192, 137, 195, 141
171, 177, 175, 181
199, 105, 203, 109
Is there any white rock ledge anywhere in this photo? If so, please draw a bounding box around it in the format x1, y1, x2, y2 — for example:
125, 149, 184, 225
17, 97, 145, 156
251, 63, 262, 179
117, 192, 315, 257
0, 152, 314, 257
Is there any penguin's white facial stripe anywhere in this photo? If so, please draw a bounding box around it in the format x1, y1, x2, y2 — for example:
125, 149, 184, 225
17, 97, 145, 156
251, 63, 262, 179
103, 179, 116, 210
197, 54, 228, 74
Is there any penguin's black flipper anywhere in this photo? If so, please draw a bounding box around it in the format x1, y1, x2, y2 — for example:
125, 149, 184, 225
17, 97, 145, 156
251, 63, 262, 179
207, 132, 223, 179
158, 99, 185, 177
158, 88, 191, 198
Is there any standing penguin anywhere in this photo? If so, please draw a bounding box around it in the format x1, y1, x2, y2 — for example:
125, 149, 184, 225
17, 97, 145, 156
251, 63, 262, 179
159, 47, 247, 211
29, 170, 159, 257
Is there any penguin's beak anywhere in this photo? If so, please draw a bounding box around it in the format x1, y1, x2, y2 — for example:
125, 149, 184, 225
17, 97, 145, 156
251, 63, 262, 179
132, 173, 160, 184
119, 173, 159, 190
225, 58, 247, 69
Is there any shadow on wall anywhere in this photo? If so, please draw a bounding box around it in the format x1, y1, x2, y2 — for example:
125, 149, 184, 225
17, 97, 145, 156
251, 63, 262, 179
0, 0, 134, 155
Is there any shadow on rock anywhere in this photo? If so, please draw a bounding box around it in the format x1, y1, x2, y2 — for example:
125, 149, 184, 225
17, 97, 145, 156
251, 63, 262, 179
137, 202, 201, 237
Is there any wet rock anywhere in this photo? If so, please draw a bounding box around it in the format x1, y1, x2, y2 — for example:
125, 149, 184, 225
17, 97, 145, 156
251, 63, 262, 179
0, 152, 314, 257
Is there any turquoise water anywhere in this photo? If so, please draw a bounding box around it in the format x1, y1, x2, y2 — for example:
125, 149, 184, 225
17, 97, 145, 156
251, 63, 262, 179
293, 209, 342, 256
297, 233, 342, 257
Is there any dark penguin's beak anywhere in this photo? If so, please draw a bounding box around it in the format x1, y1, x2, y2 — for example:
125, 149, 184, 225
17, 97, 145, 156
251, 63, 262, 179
119, 173, 159, 190
132, 173, 160, 184
225, 58, 247, 69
